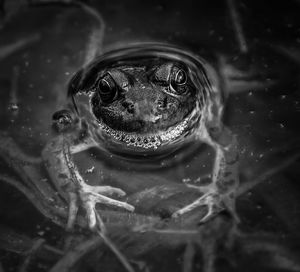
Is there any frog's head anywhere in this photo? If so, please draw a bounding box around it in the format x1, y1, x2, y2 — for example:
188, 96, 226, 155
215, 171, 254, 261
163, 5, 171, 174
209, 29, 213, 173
68, 43, 221, 151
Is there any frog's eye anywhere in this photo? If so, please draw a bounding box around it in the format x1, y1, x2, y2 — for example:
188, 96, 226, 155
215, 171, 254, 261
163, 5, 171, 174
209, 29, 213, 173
173, 69, 187, 85
97, 74, 118, 103
169, 67, 187, 95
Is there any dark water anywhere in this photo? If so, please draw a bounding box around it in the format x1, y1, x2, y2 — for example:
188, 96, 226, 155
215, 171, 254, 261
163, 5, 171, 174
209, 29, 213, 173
0, 1, 300, 272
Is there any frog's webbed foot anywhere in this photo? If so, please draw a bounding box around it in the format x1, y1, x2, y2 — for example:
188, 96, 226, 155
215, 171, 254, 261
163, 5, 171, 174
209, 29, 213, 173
172, 190, 239, 224
172, 191, 218, 221
173, 123, 240, 224
172, 189, 223, 224
67, 183, 135, 230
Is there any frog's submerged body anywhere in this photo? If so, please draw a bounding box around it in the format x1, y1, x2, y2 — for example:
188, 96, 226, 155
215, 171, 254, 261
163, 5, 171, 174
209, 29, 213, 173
41, 44, 239, 229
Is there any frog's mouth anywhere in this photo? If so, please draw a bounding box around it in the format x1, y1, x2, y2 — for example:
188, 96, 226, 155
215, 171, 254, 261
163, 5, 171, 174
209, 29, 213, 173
96, 106, 200, 150
97, 114, 192, 149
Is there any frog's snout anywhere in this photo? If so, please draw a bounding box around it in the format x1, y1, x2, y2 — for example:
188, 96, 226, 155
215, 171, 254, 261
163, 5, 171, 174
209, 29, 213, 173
122, 100, 135, 114
122, 95, 177, 122
133, 100, 165, 123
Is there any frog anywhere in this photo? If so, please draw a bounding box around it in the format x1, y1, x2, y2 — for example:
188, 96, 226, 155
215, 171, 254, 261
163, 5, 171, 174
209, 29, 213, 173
37, 43, 240, 230
1, 3, 300, 272
2, 39, 298, 272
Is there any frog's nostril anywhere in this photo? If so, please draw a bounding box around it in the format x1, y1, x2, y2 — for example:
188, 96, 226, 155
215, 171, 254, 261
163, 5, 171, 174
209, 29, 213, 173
157, 97, 168, 111
157, 102, 163, 110
128, 104, 135, 114
122, 100, 135, 114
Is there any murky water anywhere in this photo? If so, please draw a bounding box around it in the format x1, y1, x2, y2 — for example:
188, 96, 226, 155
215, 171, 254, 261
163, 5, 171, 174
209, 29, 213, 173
0, 1, 300, 272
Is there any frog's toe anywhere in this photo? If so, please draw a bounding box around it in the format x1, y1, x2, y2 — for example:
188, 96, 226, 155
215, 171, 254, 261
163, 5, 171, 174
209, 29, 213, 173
79, 183, 134, 210
78, 186, 134, 230
65, 186, 134, 230
172, 192, 240, 224
172, 193, 222, 223
82, 190, 134, 211
93, 185, 127, 197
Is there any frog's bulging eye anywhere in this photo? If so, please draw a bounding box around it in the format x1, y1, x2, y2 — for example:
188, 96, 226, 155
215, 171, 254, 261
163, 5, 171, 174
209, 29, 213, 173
52, 109, 75, 132
174, 69, 187, 85
169, 67, 188, 95
97, 74, 118, 103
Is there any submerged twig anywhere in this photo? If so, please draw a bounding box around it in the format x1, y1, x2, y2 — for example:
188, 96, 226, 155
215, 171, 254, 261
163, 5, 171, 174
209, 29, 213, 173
0, 224, 63, 258
50, 226, 135, 272
0, 262, 5, 272
0, 174, 66, 227
49, 237, 103, 272
0, 148, 59, 203
19, 239, 45, 272
227, 0, 248, 53
0, 133, 42, 164
242, 240, 300, 272
27, 0, 105, 64
96, 231, 135, 272
238, 152, 300, 196
182, 242, 195, 272
0, 33, 40, 61
149, 229, 198, 235
75, 1, 105, 64
95, 213, 135, 272
273, 44, 300, 65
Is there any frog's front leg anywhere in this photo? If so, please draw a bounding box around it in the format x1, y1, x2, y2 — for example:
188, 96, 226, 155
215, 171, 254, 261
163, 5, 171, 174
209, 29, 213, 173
43, 115, 134, 230
172, 122, 239, 223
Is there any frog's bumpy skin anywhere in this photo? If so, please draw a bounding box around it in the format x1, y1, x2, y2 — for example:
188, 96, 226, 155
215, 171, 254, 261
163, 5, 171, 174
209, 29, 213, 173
68, 43, 221, 149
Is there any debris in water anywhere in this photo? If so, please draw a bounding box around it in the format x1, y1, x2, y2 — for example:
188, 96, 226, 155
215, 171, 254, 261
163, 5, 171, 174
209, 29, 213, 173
7, 66, 20, 116
7, 103, 19, 111
85, 166, 95, 174
182, 178, 191, 183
